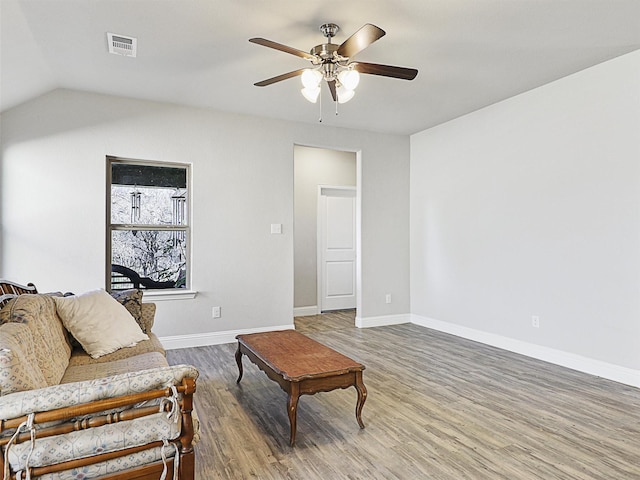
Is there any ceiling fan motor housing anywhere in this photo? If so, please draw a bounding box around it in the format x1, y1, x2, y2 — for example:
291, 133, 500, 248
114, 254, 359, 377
320, 23, 339, 39
310, 43, 339, 60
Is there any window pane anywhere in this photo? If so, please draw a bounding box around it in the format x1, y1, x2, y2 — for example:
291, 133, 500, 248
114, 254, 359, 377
111, 185, 187, 225
110, 230, 187, 290
111, 163, 187, 189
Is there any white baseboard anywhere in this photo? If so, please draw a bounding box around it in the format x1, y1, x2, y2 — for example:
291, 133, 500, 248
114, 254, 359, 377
161, 312, 411, 348
356, 313, 411, 328
160, 324, 295, 350
161, 313, 639, 388
293, 306, 319, 317
411, 314, 640, 389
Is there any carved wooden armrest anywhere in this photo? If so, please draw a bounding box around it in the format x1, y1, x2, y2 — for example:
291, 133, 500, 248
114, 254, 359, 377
0, 375, 197, 480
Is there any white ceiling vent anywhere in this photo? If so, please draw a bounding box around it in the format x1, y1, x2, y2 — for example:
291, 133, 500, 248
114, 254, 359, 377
107, 33, 137, 57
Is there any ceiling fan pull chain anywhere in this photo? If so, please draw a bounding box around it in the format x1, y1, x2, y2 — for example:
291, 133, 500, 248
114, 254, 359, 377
318, 86, 322, 123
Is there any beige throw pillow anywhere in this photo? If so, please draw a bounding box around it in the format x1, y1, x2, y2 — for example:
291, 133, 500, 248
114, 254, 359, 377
53, 289, 149, 359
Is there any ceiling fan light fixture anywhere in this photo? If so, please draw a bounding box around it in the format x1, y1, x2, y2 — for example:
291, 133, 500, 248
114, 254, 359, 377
338, 69, 360, 90
336, 85, 355, 104
301, 69, 323, 89
250, 23, 418, 113
301, 86, 321, 103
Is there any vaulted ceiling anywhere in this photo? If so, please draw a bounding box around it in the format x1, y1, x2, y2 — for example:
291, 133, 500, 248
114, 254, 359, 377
2, 0, 639, 135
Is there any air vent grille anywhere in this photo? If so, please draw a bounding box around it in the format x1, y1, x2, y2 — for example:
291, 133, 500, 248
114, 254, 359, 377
107, 33, 137, 57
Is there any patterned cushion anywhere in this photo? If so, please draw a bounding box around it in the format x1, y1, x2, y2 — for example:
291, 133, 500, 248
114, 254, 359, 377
110, 289, 146, 332
0, 298, 15, 324
0, 323, 48, 395
33, 446, 174, 480
0, 295, 71, 386
139, 302, 156, 333
0, 364, 199, 421
32, 415, 200, 479
5, 412, 181, 471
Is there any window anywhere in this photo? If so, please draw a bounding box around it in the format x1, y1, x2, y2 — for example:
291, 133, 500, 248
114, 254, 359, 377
107, 157, 190, 292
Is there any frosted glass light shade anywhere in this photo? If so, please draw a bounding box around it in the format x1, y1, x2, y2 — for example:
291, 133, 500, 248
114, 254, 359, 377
338, 69, 360, 90
301, 69, 323, 88
337, 85, 355, 104
301, 86, 321, 103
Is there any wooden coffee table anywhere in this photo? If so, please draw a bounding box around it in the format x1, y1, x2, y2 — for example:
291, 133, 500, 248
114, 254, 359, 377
235, 329, 367, 446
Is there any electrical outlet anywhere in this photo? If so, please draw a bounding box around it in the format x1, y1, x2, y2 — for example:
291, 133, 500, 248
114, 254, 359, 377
270, 223, 282, 234
385, 294, 392, 304
531, 315, 540, 328
212, 306, 221, 319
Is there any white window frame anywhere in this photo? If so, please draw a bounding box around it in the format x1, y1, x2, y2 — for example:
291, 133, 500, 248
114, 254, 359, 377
106, 156, 195, 299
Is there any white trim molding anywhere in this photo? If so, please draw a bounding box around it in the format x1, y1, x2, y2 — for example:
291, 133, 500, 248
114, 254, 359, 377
160, 324, 295, 350
411, 314, 640, 389
355, 313, 411, 329
143, 290, 197, 301
293, 306, 319, 317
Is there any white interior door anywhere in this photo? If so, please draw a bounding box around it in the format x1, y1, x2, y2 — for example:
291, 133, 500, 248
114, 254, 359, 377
318, 187, 356, 312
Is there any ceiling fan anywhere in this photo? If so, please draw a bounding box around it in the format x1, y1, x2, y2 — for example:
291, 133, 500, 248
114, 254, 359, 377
250, 23, 418, 104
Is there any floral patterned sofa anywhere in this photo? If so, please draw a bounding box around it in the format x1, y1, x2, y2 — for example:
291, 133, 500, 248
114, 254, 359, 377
0, 280, 199, 480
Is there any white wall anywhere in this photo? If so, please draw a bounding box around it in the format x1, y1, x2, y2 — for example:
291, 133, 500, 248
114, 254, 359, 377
411, 50, 640, 377
293, 145, 356, 310
0, 89, 410, 338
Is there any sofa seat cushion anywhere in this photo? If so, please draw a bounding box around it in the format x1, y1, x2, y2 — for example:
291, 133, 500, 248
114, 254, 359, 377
61, 352, 168, 384
67, 332, 166, 367
0, 323, 48, 395
5, 411, 181, 472
0, 295, 71, 386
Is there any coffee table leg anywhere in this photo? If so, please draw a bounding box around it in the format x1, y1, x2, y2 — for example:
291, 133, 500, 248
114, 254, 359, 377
235, 344, 244, 384
355, 371, 367, 429
287, 383, 300, 446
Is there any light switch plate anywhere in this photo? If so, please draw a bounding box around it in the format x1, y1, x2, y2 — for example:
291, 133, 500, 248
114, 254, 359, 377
271, 223, 282, 234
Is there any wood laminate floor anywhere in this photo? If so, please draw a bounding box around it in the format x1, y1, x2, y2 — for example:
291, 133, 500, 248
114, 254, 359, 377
167, 310, 640, 479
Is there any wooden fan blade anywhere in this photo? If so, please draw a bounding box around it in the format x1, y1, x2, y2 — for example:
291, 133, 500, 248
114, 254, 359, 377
336, 24, 385, 59
249, 38, 316, 61
354, 62, 418, 80
254, 69, 307, 87
327, 80, 337, 102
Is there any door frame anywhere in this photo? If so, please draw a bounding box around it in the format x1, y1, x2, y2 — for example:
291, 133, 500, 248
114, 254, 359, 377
317, 185, 357, 312
292, 145, 361, 323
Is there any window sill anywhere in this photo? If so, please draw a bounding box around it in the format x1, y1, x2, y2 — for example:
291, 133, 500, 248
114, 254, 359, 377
142, 290, 197, 301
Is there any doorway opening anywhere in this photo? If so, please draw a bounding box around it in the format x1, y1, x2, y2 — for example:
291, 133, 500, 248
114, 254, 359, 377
293, 145, 359, 328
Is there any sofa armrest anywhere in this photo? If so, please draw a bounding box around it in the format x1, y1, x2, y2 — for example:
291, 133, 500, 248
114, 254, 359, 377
0, 364, 197, 420
0, 365, 198, 480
